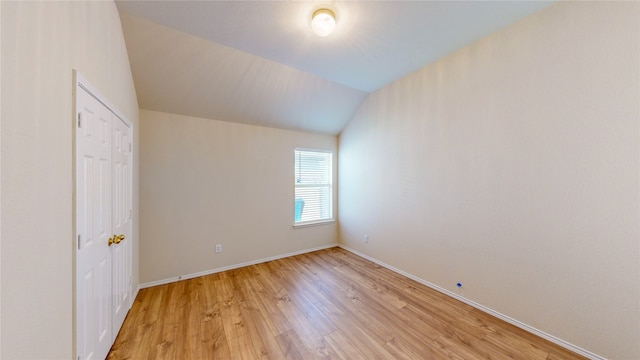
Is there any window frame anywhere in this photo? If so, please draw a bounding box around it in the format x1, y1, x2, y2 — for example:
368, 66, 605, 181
293, 148, 334, 228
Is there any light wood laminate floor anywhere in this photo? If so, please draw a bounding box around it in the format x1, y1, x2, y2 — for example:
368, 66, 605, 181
107, 247, 586, 359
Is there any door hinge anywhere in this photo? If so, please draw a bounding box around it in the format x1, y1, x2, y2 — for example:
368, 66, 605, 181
77, 234, 81, 250
129, 142, 132, 153
77, 113, 82, 128
129, 209, 132, 219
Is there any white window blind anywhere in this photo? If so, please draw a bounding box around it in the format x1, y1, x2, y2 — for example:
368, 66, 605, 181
294, 149, 333, 224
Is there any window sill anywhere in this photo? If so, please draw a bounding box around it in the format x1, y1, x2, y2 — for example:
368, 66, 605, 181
293, 219, 335, 229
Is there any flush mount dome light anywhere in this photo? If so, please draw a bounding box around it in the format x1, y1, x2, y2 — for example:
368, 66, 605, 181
311, 8, 336, 37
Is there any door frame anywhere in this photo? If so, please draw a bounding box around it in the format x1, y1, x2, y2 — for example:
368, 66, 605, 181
73, 70, 134, 359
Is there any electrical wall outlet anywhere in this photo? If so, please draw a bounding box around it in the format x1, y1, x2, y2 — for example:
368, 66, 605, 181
364, 234, 369, 243
215, 244, 222, 253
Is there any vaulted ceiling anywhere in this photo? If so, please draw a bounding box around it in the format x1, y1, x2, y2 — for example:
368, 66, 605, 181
116, 1, 553, 134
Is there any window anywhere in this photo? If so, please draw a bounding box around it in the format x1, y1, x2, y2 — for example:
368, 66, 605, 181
294, 149, 333, 225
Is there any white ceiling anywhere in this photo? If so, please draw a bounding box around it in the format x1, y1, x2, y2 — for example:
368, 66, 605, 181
116, 1, 553, 134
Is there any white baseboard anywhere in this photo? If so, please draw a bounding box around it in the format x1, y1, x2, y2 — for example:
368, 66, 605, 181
139, 243, 339, 289
338, 245, 606, 360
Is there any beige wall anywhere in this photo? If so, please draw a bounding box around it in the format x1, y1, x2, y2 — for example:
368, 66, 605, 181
0, 2, 3, 356
140, 110, 337, 284
0, 2, 139, 358
338, 2, 639, 359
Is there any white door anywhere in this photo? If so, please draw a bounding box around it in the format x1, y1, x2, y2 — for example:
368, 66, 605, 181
111, 115, 132, 337
76, 85, 113, 360
75, 73, 133, 360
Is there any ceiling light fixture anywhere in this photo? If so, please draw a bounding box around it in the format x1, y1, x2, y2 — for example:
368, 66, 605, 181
311, 8, 336, 37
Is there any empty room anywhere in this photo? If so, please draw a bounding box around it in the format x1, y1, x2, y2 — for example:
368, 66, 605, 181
1, 1, 638, 359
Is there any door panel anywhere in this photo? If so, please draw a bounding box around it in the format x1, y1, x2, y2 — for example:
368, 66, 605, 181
111, 115, 132, 338
76, 86, 113, 360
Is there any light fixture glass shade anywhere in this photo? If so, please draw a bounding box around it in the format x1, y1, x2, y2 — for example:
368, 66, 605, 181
311, 9, 336, 37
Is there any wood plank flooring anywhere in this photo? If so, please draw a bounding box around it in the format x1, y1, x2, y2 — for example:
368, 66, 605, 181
107, 247, 586, 359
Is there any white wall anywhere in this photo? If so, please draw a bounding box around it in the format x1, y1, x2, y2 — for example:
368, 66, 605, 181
338, 2, 639, 359
140, 110, 337, 284
0, 2, 139, 358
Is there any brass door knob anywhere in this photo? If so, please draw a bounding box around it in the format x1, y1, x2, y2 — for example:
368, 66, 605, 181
109, 234, 125, 246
